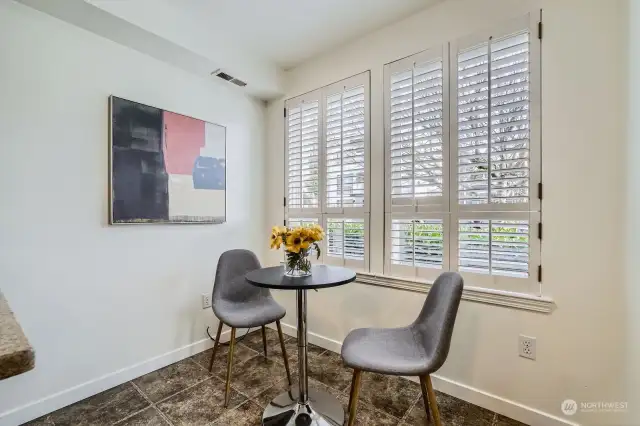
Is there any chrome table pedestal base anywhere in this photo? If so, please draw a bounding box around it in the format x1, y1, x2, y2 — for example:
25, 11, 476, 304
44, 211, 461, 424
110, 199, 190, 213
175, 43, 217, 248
261, 288, 345, 426
262, 388, 344, 426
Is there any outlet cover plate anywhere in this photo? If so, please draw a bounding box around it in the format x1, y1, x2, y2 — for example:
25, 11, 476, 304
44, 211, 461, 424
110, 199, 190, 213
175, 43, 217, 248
202, 293, 212, 309
519, 335, 536, 360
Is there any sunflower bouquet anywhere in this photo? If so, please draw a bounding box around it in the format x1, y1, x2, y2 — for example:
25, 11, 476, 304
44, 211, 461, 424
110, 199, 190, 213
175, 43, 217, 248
270, 224, 324, 277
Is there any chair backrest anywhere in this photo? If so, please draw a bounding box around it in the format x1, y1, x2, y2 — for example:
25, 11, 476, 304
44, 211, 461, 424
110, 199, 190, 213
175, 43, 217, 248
212, 249, 268, 304
412, 272, 464, 371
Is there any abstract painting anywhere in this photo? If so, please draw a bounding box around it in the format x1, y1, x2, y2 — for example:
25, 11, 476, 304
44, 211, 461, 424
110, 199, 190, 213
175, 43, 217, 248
109, 96, 226, 224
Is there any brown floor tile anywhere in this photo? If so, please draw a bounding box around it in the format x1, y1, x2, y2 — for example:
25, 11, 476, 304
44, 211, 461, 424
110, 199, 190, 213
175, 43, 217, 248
307, 351, 353, 393
115, 407, 169, 425
132, 359, 210, 403
22, 415, 55, 426
190, 343, 259, 377
241, 328, 290, 358
356, 373, 421, 419
337, 394, 398, 426
229, 355, 289, 398
494, 414, 528, 425
156, 377, 246, 425
212, 400, 263, 426
403, 390, 496, 426
48, 383, 150, 426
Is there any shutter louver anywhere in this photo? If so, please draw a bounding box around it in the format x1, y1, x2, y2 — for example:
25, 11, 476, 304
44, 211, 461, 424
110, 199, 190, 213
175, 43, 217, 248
390, 59, 444, 202
287, 102, 319, 209
288, 218, 319, 228
326, 87, 366, 209
327, 218, 365, 261
391, 218, 444, 268
458, 219, 529, 278
457, 31, 530, 206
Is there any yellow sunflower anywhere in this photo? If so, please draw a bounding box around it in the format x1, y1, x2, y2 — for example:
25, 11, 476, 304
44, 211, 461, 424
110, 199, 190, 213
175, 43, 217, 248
270, 232, 283, 249
285, 230, 304, 253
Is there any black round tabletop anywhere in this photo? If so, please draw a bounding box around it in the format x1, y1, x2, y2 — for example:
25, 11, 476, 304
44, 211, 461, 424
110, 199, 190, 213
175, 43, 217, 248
245, 265, 356, 290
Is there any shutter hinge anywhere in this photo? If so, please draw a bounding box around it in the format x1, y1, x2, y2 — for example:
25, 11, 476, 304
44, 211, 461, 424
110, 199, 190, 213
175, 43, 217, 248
283, 197, 287, 207
537, 265, 542, 282
538, 21, 543, 40
284, 108, 287, 118
284, 219, 287, 226
538, 222, 543, 240
537, 182, 543, 200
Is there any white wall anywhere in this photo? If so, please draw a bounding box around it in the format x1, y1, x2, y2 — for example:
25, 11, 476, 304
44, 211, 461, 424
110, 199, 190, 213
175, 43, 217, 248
0, 2, 266, 424
266, 0, 629, 425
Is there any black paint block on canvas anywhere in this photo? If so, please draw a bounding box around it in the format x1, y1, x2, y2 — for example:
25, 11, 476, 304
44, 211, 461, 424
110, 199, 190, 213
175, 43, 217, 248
111, 97, 169, 222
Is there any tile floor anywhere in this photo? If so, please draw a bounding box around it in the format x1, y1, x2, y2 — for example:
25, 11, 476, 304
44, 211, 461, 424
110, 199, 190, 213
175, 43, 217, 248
25, 329, 528, 426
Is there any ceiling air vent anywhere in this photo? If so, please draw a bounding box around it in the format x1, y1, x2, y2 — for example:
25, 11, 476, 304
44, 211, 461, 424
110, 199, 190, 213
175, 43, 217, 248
211, 69, 247, 87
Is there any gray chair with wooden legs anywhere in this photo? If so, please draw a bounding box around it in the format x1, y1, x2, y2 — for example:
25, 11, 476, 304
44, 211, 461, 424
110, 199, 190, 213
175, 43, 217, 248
209, 249, 292, 407
341, 272, 463, 426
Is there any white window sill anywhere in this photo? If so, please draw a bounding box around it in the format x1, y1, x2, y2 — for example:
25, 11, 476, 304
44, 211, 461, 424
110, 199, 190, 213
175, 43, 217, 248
355, 272, 556, 314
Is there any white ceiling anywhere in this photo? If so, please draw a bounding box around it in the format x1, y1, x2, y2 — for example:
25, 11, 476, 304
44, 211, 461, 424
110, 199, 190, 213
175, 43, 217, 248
90, 0, 439, 70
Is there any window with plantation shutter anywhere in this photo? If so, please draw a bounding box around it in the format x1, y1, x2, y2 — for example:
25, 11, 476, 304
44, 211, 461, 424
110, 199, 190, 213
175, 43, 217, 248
450, 14, 541, 294
284, 73, 370, 271
286, 91, 321, 213
382, 14, 541, 294
455, 32, 534, 208
385, 46, 449, 213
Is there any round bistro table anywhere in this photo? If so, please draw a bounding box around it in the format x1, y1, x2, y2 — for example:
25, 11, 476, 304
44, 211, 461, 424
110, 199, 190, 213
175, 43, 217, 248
245, 265, 356, 426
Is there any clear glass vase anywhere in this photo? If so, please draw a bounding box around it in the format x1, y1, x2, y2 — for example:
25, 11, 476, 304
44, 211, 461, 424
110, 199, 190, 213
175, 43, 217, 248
284, 249, 312, 277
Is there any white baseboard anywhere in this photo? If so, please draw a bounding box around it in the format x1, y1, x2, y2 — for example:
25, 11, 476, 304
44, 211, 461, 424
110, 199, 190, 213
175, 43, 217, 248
269, 322, 578, 426
0, 329, 237, 426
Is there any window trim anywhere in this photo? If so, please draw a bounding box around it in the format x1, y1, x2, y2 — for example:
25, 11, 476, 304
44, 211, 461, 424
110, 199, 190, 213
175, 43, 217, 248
356, 272, 555, 314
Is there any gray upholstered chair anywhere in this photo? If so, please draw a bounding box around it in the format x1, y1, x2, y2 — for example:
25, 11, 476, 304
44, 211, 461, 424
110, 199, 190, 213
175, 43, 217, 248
342, 272, 463, 426
209, 249, 292, 407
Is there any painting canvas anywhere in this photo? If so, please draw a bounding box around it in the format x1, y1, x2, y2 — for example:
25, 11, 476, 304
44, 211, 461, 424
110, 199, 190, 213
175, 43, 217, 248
109, 96, 226, 224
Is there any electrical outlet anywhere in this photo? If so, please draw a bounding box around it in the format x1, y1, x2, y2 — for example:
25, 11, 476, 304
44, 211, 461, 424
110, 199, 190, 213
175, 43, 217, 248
201, 293, 211, 309
519, 335, 536, 360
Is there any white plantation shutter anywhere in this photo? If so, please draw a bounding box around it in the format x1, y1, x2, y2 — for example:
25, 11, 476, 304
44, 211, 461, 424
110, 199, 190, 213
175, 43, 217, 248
452, 16, 540, 212
385, 213, 448, 280
450, 14, 541, 294
451, 211, 539, 292
385, 46, 449, 213
284, 73, 370, 270
324, 74, 369, 213
286, 91, 321, 213
324, 216, 368, 270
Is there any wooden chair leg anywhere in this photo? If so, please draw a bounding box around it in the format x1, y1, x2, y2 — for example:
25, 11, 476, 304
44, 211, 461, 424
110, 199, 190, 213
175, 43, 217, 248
347, 369, 362, 426
261, 325, 268, 358
419, 375, 431, 423
276, 320, 292, 385
421, 375, 441, 426
208, 321, 224, 372
224, 328, 236, 408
